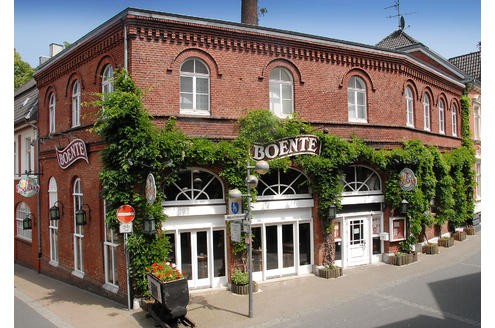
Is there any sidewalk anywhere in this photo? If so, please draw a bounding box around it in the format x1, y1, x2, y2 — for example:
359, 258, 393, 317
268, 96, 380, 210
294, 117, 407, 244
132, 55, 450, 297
14, 233, 480, 328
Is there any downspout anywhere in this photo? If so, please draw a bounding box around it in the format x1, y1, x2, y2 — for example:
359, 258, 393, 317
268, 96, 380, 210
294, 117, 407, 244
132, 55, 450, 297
36, 128, 41, 272
124, 23, 128, 70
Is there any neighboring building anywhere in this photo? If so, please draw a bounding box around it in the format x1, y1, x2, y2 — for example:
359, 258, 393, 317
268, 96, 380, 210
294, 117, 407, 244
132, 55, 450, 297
17, 5, 474, 304
449, 51, 481, 224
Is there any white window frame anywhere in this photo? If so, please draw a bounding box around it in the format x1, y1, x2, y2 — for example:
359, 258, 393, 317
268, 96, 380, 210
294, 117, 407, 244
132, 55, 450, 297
269, 67, 294, 118
438, 100, 445, 134
49, 93, 56, 134
451, 104, 458, 137
24, 137, 33, 174
72, 81, 81, 128
257, 168, 312, 201
389, 217, 406, 242
348, 76, 367, 123
102, 65, 114, 96
73, 178, 84, 278
103, 201, 119, 292
405, 87, 414, 127
342, 165, 382, 196
14, 139, 18, 177
423, 93, 431, 131
473, 105, 480, 140
475, 161, 481, 201
180, 58, 210, 116
48, 177, 59, 266
16, 202, 32, 241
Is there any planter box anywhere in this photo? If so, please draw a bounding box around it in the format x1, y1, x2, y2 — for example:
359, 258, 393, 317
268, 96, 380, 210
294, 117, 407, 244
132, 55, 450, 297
231, 282, 258, 295
422, 244, 439, 254
317, 266, 343, 279
465, 227, 476, 235
389, 252, 417, 266
147, 274, 189, 321
438, 237, 454, 248
453, 231, 467, 241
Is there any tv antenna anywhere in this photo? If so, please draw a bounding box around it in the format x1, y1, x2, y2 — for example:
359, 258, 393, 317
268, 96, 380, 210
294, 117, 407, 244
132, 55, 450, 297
385, 0, 415, 31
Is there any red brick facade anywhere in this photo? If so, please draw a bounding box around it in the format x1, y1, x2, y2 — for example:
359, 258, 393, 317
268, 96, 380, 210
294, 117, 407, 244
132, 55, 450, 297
24, 8, 468, 302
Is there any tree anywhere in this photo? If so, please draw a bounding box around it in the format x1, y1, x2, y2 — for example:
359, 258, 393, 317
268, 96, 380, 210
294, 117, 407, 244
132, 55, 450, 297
14, 49, 35, 90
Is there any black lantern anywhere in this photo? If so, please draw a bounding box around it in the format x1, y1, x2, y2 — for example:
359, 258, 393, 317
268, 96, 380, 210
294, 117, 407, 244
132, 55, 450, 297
144, 217, 157, 235
328, 204, 337, 221
75, 204, 90, 226
49, 201, 63, 221
400, 199, 409, 215
23, 215, 32, 230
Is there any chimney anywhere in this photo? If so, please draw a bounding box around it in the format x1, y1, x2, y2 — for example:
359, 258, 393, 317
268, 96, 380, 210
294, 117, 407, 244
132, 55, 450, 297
39, 43, 64, 66
241, 0, 258, 25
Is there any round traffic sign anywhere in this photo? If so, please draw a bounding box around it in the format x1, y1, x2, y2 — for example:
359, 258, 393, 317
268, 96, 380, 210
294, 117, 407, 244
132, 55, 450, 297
116, 205, 135, 223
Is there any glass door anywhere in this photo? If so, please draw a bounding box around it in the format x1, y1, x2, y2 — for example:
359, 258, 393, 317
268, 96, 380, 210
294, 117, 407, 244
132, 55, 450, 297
346, 217, 370, 266
265, 223, 296, 278
177, 230, 212, 288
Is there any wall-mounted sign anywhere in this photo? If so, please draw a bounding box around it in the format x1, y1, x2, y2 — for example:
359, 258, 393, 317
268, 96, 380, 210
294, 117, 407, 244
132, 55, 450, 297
145, 173, 157, 205
16, 176, 40, 197
399, 168, 417, 191
251, 135, 321, 161
56, 138, 89, 170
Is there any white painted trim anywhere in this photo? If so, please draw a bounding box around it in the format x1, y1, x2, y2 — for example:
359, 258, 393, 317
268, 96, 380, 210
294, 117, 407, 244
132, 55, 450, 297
251, 199, 314, 211
341, 195, 384, 205
164, 204, 226, 217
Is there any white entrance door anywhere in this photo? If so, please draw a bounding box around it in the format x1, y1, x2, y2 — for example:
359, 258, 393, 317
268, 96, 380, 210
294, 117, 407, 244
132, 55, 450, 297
346, 217, 370, 266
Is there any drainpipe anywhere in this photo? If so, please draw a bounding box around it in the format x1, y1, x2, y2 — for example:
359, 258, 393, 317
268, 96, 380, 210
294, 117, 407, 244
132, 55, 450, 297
124, 24, 128, 70
28, 123, 42, 272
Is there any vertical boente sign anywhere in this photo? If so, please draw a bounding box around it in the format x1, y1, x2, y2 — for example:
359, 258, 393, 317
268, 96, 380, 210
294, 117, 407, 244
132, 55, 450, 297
251, 135, 321, 161
56, 138, 89, 169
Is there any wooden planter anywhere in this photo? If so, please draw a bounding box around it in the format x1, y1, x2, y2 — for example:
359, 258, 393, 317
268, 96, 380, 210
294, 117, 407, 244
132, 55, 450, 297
453, 231, 467, 241
465, 227, 476, 235
231, 282, 258, 295
147, 274, 189, 321
438, 237, 454, 248
389, 252, 417, 266
317, 266, 343, 279
422, 243, 439, 254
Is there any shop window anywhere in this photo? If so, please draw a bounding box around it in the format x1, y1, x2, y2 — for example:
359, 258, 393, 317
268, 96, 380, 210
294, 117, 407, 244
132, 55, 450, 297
73, 178, 84, 277
103, 201, 119, 291
48, 177, 59, 265
389, 217, 406, 241
269, 67, 294, 118
257, 168, 311, 199
348, 76, 367, 123
372, 214, 382, 255
180, 58, 210, 115
164, 168, 224, 204
15, 202, 32, 241
299, 223, 311, 266
342, 165, 381, 195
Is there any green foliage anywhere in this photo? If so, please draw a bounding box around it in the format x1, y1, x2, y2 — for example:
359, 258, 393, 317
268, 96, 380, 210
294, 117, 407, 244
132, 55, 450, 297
14, 49, 35, 90
231, 269, 249, 285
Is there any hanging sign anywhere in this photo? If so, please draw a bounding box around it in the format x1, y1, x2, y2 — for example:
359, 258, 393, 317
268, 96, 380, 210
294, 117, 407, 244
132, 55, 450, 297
145, 173, 157, 205
251, 135, 321, 161
16, 176, 40, 197
399, 168, 417, 191
56, 138, 89, 170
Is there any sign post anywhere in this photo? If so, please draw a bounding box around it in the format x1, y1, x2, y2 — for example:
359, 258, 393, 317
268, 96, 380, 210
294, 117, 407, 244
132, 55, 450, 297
117, 205, 136, 311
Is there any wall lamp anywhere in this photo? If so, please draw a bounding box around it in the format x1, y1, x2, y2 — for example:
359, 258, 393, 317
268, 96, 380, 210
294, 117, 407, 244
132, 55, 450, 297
75, 204, 91, 226
144, 217, 157, 235
327, 204, 337, 221
49, 201, 63, 221
23, 214, 33, 230
400, 199, 409, 215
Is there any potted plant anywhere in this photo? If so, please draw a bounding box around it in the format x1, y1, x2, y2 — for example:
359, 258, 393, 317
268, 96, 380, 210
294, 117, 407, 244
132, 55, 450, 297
389, 236, 418, 266
422, 242, 439, 254
316, 220, 343, 279
146, 261, 189, 322
438, 236, 454, 248
453, 230, 467, 241
230, 269, 258, 295
465, 225, 476, 235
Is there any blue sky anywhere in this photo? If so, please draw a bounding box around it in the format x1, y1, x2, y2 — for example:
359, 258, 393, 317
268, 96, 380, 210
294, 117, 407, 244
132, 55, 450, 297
14, 0, 481, 68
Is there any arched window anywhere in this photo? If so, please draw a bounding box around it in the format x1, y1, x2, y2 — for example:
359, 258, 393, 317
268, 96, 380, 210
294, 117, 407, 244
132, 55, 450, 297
73, 178, 84, 275
48, 177, 59, 264
451, 104, 458, 137
405, 87, 414, 127
102, 65, 114, 96
15, 202, 32, 241
341, 166, 382, 195
164, 169, 224, 204
348, 76, 367, 122
438, 99, 445, 134
72, 80, 81, 127
269, 67, 294, 117
180, 58, 210, 115
49, 93, 56, 134
257, 168, 311, 199
423, 93, 431, 131
473, 105, 480, 140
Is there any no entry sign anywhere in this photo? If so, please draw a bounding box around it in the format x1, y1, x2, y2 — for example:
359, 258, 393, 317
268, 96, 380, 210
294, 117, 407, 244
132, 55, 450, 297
116, 205, 135, 223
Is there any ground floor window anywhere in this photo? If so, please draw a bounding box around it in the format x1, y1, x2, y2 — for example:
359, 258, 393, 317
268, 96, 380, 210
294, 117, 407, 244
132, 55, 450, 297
103, 214, 119, 291
15, 202, 32, 241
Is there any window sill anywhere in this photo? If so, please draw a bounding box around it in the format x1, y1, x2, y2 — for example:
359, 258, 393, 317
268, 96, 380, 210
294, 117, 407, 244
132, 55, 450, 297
179, 111, 211, 117
49, 260, 59, 267
72, 270, 85, 279
103, 283, 119, 294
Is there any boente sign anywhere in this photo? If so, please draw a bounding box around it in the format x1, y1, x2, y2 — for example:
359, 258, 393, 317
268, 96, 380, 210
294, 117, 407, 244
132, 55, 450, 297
251, 135, 321, 161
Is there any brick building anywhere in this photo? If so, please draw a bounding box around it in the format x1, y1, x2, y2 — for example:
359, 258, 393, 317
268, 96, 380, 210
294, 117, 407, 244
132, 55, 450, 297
15, 5, 474, 304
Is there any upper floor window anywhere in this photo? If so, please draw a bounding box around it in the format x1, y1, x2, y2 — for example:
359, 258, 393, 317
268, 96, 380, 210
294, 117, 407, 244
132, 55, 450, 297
24, 137, 32, 174
438, 99, 445, 134
102, 65, 114, 97
405, 87, 414, 127
256, 168, 311, 200
269, 67, 294, 118
180, 58, 210, 115
451, 104, 458, 137
473, 105, 480, 140
423, 93, 431, 131
164, 168, 224, 205
72, 81, 81, 128
49, 93, 56, 134
341, 165, 382, 195
348, 76, 367, 123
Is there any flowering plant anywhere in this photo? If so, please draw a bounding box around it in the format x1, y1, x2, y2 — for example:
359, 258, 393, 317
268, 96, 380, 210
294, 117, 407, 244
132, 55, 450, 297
146, 261, 185, 282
